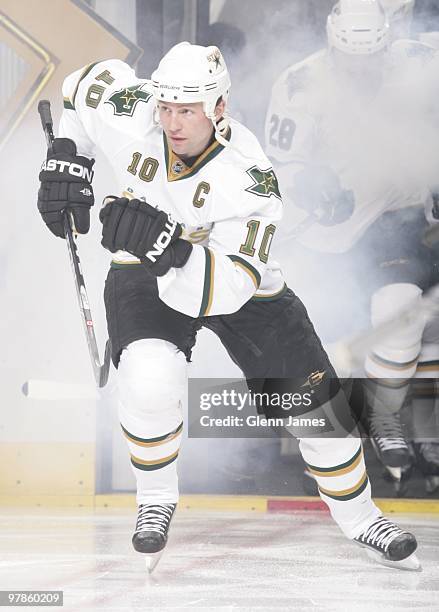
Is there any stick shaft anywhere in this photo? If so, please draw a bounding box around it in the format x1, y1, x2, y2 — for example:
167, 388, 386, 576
37, 100, 110, 387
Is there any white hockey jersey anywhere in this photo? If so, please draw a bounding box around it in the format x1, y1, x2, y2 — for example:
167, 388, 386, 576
265, 41, 439, 253
59, 60, 285, 318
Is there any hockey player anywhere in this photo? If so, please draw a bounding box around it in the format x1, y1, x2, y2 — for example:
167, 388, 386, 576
37, 41, 419, 570
379, 2, 439, 494
265, 0, 439, 493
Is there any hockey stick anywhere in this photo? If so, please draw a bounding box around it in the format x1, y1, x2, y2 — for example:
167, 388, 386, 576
36, 99, 111, 388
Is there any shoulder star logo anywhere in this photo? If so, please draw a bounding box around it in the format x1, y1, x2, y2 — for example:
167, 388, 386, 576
301, 371, 326, 388
245, 165, 281, 200
105, 84, 152, 116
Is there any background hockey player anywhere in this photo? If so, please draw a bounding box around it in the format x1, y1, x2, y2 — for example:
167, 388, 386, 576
37, 41, 420, 570
381, 0, 439, 493
265, 0, 439, 494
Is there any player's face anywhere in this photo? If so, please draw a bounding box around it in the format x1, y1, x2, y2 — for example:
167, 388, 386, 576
158, 100, 224, 158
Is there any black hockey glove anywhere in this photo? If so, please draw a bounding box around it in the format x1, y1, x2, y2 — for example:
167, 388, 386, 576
37, 138, 95, 238
99, 197, 193, 277
290, 164, 354, 226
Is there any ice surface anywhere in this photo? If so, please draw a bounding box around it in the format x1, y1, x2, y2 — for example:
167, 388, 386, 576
1, 508, 438, 611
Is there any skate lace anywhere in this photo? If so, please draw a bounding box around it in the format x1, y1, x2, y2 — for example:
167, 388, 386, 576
358, 517, 404, 552
135, 504, 175, 535
369, 410, 407, 452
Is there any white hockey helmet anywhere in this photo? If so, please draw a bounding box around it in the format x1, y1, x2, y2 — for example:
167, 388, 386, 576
327, 0, 390, 55
151, 41, 231, 121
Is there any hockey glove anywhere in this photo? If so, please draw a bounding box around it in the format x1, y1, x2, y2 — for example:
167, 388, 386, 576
37, 138, 95, 238
290, 164, 354, 226
99, 197, 193, 277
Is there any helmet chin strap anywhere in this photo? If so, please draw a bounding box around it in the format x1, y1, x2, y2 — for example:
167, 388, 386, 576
211, 115, 230, 146
213, 127, 230, 148
210, 115, 256, 161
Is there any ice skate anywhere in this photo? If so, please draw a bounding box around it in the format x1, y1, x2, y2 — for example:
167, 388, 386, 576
132, 503, 176, 573
368, 406, 411, 492
414, 442, 439, 494
354, 516, 421, 571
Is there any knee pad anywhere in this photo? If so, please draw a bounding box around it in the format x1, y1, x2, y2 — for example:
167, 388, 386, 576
117, 339, 187, 422
367, 283, 424, 377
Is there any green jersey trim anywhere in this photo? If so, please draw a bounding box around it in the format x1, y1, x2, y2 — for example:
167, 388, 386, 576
63, 97, 75, 110
110, 260, 142, 269
71, 61, 100, 109
251, 283, 288, 302
163, 127, 231, 182
199, 247, 215, 316
227, 255, 261, 289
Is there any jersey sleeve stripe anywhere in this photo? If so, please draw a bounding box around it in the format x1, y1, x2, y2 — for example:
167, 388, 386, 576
199, 247, 215, 317
63, 97, 75, 110
71, 61, 100, 109
227, 255, 261, 289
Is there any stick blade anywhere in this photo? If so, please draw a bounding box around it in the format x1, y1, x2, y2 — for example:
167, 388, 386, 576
22, 379, 98, 400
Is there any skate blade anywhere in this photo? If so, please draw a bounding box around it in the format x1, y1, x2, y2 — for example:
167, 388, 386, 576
386, 466, 402, 481
144, 550, 164, 574
365, 549, 422, 571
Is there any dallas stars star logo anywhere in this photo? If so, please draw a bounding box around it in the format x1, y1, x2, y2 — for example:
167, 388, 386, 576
105, 84, 152, 116
245, 165, 281, 200
207, 49, 222, 70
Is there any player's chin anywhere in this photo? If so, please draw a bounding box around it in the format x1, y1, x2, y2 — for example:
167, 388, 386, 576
169, 137, 188, 152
